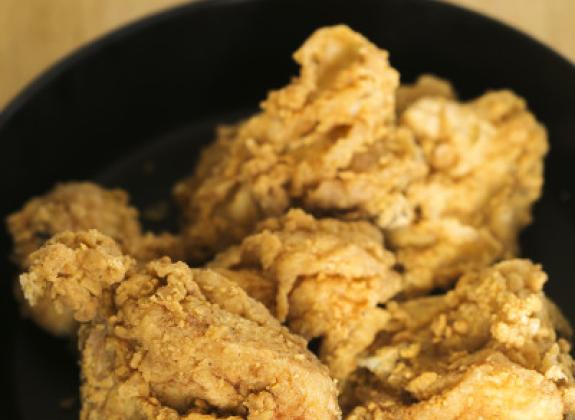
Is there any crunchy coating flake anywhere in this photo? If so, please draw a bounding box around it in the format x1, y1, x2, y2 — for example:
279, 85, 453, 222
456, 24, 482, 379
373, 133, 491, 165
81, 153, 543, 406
347, 354, 565, 420
391, 91, 548, 292
20, 230, 134, 323
173, 25, 408, 260
209, 209, 401, 381
396, 74, 457, 115
7, 182, 138, 265
341, 260, 575, 418
20, 230, 340, 420
7, 182, 184, 335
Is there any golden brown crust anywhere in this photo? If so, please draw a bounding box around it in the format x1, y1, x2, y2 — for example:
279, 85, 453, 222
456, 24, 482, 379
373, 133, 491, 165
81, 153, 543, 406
20, 230, 340, 420
7, 182, 185, 335
7, 182, 141, 265
6, 182, 185, 264
395, 74, 457, 115
209, 209, 401, 381
341, 260, 575, 418
173, 25, 403, 260
390, 91, 548, 293
347, 354, 564, 420
20, 230, 134, 324
174, 26, 547, 297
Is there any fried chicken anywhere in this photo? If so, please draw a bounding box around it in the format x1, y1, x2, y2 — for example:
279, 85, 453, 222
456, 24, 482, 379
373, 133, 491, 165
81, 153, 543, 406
209, 209, 401, 382
20, 230, 340, 419
174, 25, 547, 296
7, 182, 184, 335
391, 91, 548, 292
341, 260, 575, 419
173, 25, 410, 260
7, 182, 184, 263
7, 24, 562, 420
395, 74, 457, 115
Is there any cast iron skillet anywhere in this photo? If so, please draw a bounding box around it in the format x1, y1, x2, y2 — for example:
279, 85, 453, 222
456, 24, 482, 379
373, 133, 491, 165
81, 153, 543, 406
1, 0, 574, 418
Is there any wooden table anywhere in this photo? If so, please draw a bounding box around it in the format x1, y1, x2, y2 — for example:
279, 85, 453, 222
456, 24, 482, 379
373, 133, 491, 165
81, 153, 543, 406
1, 0, 574, 109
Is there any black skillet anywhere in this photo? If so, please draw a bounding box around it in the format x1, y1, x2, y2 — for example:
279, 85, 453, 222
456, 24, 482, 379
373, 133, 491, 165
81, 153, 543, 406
1, 0, 575, 418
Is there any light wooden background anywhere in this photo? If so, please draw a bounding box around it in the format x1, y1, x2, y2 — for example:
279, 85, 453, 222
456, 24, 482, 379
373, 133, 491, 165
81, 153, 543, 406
1, 0, 574, 110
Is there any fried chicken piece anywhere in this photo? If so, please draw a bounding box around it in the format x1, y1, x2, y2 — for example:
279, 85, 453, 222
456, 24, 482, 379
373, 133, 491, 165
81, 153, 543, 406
390, 91, 548, 293
341, 260, 575, 419
209, 209, 401, 382
174, 26, 546, 299
19, 230, 135, 325
173, 25, 419, 260
7, 182, 184, 336
7, 182, 136, 265
347, 354, 565, 420
396, 74, 456, 115
7, 182, 184, 263
20, 230, 340, 420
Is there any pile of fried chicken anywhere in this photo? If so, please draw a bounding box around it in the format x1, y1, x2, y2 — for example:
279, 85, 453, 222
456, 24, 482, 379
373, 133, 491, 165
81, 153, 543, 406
7, 26, 574, 419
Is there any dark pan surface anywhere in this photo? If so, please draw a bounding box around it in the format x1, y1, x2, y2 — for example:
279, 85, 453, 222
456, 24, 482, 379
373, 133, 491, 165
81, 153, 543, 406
1, 0, 575, 418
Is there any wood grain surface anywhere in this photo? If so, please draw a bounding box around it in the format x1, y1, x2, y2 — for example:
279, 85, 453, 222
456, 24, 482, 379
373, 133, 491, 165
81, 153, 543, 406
1, 0, 574, 109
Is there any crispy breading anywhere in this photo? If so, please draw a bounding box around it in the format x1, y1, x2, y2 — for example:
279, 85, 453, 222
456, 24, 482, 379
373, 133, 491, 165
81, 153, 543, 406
174, 26, 547, 297
7, 182, 138, 265
390, 91, 548, 293
396, 74, 457, 115
20, 230, 134, 323
20, 230, 340, 420
209, 209, 401, 381
341, 260, 575, 418
7, 182, 184, 335
173, 25, 409, 260
7, 182, 184, 263
347, 354, 565, 420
